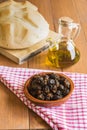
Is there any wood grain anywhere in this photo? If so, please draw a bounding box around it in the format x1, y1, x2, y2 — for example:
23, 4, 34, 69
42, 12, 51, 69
0, 0, 87, 129
0, 82, 29, 129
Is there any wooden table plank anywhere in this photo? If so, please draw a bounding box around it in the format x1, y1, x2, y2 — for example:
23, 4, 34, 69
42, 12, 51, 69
29, 109, 52, 129
0, 52, 29, 129
0, 82, 29, 129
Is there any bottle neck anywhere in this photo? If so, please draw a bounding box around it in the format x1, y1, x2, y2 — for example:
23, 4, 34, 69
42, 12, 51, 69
58, 34, 72, 43
58, 24, 72, 41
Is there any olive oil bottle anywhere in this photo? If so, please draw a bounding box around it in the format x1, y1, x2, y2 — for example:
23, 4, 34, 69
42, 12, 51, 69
47, 17, 80, 68
47, 40, 80, 68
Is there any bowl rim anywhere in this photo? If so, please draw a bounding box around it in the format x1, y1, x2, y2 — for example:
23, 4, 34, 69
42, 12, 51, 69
24, 72, 74, 105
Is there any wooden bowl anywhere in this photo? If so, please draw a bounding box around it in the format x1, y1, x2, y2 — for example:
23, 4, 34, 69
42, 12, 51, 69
24, 72, 74, 107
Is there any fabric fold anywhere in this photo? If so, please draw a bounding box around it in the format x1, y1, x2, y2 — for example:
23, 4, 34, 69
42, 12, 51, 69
0, 66, 87, 130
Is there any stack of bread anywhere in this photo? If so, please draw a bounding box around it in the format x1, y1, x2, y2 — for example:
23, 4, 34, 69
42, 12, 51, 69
0, 0, 49, 49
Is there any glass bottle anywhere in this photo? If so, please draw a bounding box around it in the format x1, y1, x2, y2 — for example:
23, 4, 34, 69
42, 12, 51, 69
47, 17, 81, 68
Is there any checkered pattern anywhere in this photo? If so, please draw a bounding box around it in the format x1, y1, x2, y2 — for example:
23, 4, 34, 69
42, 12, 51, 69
0, 66, 87, 130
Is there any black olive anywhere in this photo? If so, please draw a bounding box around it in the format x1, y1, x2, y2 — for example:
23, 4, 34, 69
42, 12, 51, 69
37, 94, 45, 100
57, 95, 63, 99
46, 93, 53, 100
44, 85, 50, 93
31, 81, 42, 90
57, 90, 62, 95
63, 88, 70, 96
59, 76, 65, 84
39, 76, 44, 81
44, 74, 49, 80
28, 89, 36, 97
49, 73, 56, 79
37, 85, 42, 90
51, 85, 57, 93
64, 79, 70, 88
48, 79, 56, 85
52, 94, 58, 100
44, 79, 48, 85
53, 94, 63, 100
33, 75, 44, 85
59, 84, 65, 90
55, 80, 60, 88
37, 90, 42, 95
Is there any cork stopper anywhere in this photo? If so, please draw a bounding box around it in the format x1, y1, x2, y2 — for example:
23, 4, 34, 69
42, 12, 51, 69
59, 16, 73, 26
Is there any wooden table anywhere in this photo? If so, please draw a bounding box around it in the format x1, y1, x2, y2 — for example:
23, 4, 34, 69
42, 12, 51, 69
0, 0, 87, 129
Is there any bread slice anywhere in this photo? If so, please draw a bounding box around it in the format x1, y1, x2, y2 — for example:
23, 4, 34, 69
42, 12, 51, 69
0, 0, 49, 49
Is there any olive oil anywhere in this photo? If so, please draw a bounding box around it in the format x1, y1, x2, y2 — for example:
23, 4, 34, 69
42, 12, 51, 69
47, 41, 80, 68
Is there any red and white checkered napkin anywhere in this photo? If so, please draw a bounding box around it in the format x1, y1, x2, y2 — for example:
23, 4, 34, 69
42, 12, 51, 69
0, 66, 87, 130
